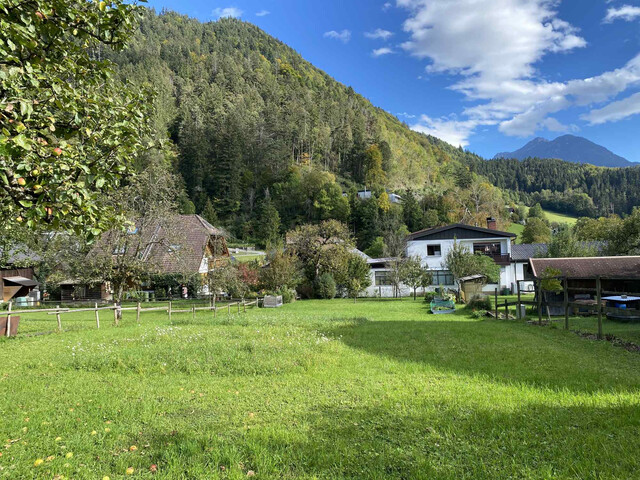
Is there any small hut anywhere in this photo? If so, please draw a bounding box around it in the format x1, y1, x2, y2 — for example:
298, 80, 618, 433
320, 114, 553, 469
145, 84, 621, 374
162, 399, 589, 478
458, 274, 487, 303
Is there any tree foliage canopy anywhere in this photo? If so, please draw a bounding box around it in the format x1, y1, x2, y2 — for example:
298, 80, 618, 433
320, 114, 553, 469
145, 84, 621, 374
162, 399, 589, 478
1, 0, 156, 235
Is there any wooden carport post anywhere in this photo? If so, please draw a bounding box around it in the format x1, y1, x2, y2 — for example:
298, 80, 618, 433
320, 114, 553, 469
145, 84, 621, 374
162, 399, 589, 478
536, 280, 543, 325
596, 276, 603, 339
563, 277, 569, 330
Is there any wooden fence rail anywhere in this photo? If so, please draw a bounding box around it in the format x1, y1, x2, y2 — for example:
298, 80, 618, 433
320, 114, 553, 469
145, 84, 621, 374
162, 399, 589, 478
3, 297, 264, 337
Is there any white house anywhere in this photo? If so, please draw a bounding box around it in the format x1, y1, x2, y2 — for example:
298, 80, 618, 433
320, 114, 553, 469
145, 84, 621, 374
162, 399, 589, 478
364, 220, 517, 297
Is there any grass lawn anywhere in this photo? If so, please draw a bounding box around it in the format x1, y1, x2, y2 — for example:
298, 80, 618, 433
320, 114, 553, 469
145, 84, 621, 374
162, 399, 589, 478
509, 207, 578, 242
2, 299, 640, 479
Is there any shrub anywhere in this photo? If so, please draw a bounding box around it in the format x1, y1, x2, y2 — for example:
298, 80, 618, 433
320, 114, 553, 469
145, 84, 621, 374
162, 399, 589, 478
277, 287, 297, 304
466, 295, 492, 311
315, 273, 336, 299
471, 309, 487, 319
423, 291, 437, 303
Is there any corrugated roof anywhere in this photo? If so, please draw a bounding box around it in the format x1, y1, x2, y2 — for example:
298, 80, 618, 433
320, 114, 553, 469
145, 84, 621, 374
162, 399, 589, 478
530, 256, 640, 279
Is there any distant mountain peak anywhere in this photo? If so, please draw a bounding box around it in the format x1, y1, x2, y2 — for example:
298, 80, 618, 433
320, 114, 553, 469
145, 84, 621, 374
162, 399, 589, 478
494, 135, 633, 168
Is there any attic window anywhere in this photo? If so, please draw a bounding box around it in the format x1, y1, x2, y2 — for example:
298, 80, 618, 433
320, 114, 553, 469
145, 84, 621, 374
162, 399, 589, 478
427, 244, 441, 256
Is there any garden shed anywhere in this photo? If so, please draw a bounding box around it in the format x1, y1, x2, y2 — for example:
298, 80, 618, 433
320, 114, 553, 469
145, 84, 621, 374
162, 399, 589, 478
458, 274, 487, 303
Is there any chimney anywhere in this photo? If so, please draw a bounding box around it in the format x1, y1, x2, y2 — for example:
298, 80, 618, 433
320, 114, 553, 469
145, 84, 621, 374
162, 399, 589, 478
486, 217, 497, 230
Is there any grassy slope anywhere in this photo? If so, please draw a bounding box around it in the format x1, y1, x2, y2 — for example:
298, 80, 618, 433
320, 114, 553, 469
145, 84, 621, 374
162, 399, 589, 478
2, 299, 640, 479
509, 207, 578, 243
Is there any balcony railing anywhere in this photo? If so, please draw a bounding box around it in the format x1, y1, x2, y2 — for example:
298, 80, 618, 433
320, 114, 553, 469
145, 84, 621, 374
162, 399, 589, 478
482, 253, 511, 265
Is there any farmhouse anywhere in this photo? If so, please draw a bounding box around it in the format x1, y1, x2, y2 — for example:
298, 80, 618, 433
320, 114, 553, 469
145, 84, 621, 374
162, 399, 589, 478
365, 220, 517, 297
59, 215, 229, 301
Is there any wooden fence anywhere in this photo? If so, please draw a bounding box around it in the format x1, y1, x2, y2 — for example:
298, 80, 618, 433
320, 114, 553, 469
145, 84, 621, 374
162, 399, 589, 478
499, 278, 640, 340
2, 298, 261, 338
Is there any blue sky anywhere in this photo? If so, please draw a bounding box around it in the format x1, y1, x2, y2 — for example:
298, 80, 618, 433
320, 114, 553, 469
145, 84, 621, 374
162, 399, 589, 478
144, 0, 640, 162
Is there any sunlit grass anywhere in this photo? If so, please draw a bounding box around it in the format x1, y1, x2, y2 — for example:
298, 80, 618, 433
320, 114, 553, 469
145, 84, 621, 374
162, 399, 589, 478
1, 298, 640, 479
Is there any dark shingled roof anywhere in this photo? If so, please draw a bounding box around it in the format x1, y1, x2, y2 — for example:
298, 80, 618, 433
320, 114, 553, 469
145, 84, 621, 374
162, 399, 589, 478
146, 215, 227, 274
530, 256, 640, 280
512, 244, 548, 261
512, 242, 607, 262
407, 223, 515, 241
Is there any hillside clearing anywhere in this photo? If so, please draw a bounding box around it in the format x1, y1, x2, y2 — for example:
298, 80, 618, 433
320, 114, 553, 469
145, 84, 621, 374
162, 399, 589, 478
1, 299, 640, 479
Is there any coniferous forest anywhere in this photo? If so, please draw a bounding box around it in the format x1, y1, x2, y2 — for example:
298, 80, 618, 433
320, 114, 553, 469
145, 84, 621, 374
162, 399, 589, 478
107, 9, 640, 247
106, 10, 508, 249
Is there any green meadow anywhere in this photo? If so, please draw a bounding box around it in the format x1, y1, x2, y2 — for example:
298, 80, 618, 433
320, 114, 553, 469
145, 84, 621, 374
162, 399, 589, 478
1, 299, 640, 479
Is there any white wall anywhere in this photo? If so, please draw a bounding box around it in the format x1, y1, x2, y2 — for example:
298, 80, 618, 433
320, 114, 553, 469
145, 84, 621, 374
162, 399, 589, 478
407, 237, 510, 270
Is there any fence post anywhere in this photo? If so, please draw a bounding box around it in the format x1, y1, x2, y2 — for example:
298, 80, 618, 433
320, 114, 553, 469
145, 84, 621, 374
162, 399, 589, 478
228, 303, 230, 315
192, 305, 195, 320
536, 280, 543, 325
168, 301, 172, 323
237, 300, 241, 314
516, 281, 522, 320
596, 276, 603, 340
56, 305, 62, 331
563, 277, 569, 330
136, 302, 141, 324
95, 302, 100, 329
5, 301, 12, 338
504, 299, 508, 319
494, 288, 498, 319
113, 302, 119, 326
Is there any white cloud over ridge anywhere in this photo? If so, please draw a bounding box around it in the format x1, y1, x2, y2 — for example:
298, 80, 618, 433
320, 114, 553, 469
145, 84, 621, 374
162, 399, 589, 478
212, 7, 243, 18
256, 10, 270, 17
324, 30, 352, 43
604, 5, 640, 23
582, 91, 640, 124
397, 0, 640, 145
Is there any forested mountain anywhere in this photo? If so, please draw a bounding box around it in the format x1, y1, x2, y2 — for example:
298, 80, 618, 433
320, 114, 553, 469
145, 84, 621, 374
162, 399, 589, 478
106, 9, 506, 247
494, 135, 633, 168
468, 157, 640, 217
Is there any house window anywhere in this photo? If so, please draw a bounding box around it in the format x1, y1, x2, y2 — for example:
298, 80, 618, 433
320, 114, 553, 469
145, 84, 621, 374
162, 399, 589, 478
427, 244, 442, 256
431, 270, 454, 286
473, 243, 501, 256
375, 271, 393, 286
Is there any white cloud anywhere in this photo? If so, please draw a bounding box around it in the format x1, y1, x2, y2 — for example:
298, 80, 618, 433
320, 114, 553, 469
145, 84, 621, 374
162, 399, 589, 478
256, 10, 270, 17
397, 112, 417, 119
382, 2, 392, 11
399, 0, 586, 82
372, 47, 395, 57
410, 115, 478, 147
323, 30, 351, 43
604, 5, 640, 23
212, 7, 243, 18
365, 28, 394, 40
396, 0, 640, 145
582, 91, 640, 124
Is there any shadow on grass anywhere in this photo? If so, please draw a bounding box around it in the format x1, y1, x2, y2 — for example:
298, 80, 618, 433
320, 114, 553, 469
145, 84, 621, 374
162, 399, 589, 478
138, 401, 640, 479
328, 318, 640, 394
